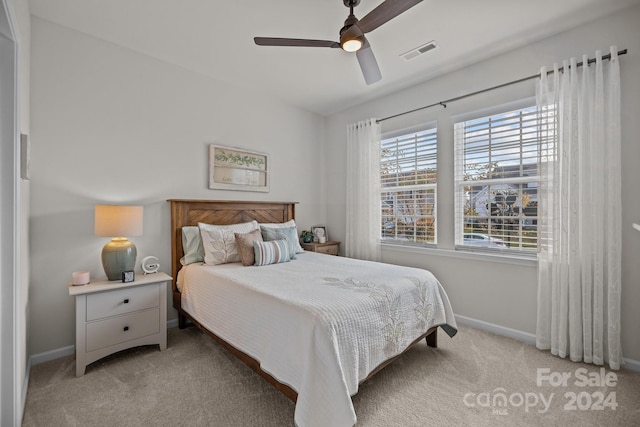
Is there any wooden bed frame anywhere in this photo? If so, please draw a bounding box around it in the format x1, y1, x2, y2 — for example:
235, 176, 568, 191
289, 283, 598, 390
168, 199, 437, 403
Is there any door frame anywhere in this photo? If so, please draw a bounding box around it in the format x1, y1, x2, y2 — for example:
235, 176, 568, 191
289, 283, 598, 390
0, 0, 22, 425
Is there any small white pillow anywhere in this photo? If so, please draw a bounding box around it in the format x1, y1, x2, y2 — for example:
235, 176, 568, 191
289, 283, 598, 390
199, 220, 259, 265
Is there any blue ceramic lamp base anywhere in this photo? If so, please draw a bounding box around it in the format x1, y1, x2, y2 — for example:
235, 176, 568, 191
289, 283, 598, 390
101, 237, 137, 281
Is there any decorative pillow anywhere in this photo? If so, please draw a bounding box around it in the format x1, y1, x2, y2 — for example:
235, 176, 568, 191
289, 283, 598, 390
260, 226, 297, 260
180, 226, 205, 265
259, 219, 305, 253
234, 229, 263, 266
199, 220, 259, 265
253, 239, 290, 266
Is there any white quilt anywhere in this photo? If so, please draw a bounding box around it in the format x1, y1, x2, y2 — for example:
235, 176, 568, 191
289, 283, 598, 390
179, 251, 457, 427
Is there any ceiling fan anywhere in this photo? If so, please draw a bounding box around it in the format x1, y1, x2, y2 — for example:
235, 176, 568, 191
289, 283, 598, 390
254, 0, 423, 85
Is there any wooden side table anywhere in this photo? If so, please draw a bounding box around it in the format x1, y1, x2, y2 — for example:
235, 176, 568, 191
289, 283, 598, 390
301, 241, 341, 256
68, 272, 171, 376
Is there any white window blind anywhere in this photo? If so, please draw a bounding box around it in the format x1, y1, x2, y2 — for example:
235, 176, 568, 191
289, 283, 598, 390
380, 127, 437, 246
454, 105, 541, 253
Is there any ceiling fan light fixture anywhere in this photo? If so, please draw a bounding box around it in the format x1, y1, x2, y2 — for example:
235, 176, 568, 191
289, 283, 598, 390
342, 37, 363, 52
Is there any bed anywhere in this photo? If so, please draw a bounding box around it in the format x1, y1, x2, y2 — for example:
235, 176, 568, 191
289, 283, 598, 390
168, 199, 457, 427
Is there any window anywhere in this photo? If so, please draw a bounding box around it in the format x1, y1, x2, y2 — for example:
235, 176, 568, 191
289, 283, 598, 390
380, 125, 437, 246
454, 105, 542, 253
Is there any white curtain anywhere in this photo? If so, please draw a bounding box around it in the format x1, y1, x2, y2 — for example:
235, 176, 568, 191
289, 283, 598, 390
536, 47, 622, 369
345, 118, 381, 261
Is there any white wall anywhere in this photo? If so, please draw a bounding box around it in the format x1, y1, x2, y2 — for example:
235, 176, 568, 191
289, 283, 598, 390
28, 17, 327, 355
325, 4, 640, 364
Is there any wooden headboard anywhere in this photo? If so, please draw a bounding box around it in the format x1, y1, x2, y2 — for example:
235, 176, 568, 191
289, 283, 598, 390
167, 199, 297, 306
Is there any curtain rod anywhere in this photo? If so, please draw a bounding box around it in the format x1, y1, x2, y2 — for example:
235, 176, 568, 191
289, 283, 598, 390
377, 48, 627, 124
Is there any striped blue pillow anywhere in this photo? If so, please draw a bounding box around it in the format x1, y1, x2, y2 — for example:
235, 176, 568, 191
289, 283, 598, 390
253, 239, 290, 266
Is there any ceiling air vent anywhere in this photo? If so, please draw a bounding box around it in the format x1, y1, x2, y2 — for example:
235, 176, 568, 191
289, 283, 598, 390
400, 41, 438, 61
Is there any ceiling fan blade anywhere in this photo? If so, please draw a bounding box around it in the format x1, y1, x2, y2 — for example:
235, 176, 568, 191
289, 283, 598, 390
358, 0, 423, 34
254, 37, 340, 48
356, 38, 382, 85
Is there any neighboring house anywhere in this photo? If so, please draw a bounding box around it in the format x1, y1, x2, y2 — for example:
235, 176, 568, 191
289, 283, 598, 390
467, 163, 538, 224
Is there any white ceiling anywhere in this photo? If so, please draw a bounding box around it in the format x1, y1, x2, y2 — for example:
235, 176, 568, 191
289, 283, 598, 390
29, 0, 638, 116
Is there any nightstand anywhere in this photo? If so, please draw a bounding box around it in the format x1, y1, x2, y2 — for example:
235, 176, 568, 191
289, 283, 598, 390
301, 240, 341, 256
68, 272, 171, 377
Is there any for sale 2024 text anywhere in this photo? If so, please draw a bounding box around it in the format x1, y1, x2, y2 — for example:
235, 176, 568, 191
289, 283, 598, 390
537, 367, 618, 411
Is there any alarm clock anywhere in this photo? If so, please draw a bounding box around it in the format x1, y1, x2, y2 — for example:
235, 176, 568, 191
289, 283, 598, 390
141, 256, 160, 274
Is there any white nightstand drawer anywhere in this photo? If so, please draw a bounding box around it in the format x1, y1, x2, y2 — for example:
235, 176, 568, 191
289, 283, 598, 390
85, 308, 160, 352
86, 284, 159, 321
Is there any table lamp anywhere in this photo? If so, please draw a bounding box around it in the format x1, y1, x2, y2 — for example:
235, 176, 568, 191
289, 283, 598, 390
95, 205, 143, 281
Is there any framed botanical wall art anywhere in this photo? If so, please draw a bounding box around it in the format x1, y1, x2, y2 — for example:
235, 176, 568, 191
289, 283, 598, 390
209, 145, 269, 192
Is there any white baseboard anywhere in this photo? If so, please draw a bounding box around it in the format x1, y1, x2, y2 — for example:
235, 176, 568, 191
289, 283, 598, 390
622, 357, 640, 372
29, 344, 75, 366
454, 313, 640, 373
454, 314, 537, 345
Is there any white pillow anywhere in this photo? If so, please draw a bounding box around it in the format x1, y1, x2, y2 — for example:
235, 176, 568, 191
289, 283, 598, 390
199, 220, 259, 265
259, 219, 305, 253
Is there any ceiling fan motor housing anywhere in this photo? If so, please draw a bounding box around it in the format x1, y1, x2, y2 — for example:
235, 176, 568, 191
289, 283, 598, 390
339, 14, 363, 51
340, 14, 359, 37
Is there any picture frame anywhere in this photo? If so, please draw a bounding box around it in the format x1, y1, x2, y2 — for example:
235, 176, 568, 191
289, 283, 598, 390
122, 270, 135, 283
209, 144, 269, 192
311, 225, 328, 243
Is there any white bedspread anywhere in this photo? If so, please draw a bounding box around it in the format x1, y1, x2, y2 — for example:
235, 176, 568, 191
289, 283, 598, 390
179, 251, 457, 427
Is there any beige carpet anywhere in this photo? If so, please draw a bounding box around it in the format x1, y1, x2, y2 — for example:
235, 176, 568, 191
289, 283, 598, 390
23, 325, 640, 426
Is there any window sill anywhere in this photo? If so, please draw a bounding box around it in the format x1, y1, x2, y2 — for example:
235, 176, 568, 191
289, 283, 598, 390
380, 242, 537, 267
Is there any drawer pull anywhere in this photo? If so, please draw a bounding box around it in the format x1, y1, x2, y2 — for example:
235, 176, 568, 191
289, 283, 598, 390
123, 326, 129, 332
124, 299, 129, 304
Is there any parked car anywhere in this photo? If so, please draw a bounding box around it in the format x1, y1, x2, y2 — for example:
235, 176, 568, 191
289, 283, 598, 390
463, 233, 507, 248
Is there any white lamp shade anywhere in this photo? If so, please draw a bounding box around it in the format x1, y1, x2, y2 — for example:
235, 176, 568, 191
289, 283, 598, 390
94, 205, 143, 237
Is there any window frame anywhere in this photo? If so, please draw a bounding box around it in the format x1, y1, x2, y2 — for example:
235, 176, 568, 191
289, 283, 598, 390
379, 122, 438, 248
453, 98, 540, 256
